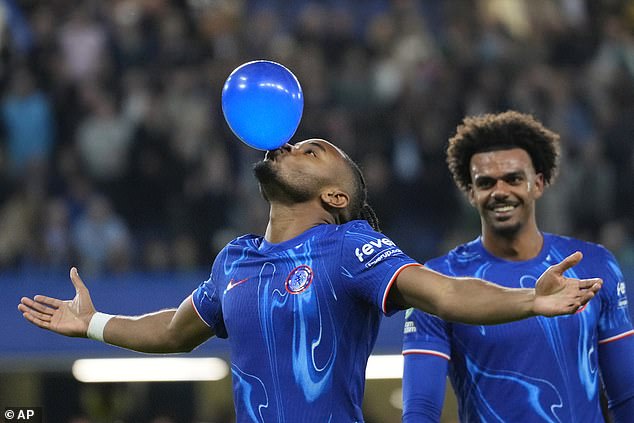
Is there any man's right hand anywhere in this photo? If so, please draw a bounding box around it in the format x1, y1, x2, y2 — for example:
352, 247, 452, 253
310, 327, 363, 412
18, 267, 96, 337
533, 252, 603, 317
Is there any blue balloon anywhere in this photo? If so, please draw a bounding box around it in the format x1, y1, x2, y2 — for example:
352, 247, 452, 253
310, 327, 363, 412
222, 60, 304, 150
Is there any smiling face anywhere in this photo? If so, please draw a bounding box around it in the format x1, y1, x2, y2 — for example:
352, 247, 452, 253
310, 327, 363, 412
468, 148, 544, 237
253, 139, 354, 205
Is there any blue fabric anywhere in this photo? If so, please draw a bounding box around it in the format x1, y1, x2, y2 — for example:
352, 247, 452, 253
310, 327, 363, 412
599, 334, 634, 423
193, 220, 417, 422
402, 353, 448, 423
402, 233, 634, 422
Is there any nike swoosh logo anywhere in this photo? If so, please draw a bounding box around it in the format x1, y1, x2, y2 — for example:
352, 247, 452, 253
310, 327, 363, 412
225, 277, 249, 292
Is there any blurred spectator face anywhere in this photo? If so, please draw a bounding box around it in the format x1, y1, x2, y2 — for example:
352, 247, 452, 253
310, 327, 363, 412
59, 6, 107, 82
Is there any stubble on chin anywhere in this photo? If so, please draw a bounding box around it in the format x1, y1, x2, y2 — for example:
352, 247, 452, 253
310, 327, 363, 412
253, 160, 275, 202
253, 160, 275, 184
489, 219, 522, 239
252, 160, 313, 203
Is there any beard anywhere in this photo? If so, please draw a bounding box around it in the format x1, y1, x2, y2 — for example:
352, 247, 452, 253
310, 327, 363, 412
491, 221, 522, 239
253, 160, 314, 204
484, 210, 524, 239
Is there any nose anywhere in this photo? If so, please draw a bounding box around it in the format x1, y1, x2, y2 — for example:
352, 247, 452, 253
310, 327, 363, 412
491, 180, 510, 199
280, 143, 292, 152
268, 143, 292, 155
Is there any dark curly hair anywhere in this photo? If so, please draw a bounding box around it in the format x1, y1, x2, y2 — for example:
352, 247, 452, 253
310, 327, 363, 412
446, 110, 561, 193
343, 155, 381, 232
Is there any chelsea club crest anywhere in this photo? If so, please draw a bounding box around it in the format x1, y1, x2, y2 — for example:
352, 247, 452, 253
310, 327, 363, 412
285, 265, 313, 294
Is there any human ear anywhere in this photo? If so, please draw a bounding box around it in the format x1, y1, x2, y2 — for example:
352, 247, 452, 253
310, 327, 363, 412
320, 189, 350, 210
467, 185, 476, 207
533, 173, 545, 199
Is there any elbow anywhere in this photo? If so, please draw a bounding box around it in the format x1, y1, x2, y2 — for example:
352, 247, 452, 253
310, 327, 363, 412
153, 329, 195, 354
163, 334, 198, 354
163, 326, 209, 353
173, 341, 199, 354
172, 345, 195, 354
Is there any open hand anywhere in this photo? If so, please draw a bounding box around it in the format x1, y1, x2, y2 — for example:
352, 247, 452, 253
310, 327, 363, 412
18, 267, 96, 337
534, 252, 602, 316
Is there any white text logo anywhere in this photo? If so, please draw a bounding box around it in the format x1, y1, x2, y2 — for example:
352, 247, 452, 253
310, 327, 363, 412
404, 321, 417, 334
354, 238, 395, 262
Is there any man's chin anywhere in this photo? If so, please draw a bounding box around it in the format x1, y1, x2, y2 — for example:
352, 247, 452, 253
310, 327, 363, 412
489, 220, 521, 237
253, 160, 275, 184
252, 162, 313, 204
492, 222, 520, 238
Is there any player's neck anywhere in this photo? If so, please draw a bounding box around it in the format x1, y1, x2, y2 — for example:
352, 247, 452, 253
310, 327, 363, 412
264, 201, 335, 244
481, 223, 543, 261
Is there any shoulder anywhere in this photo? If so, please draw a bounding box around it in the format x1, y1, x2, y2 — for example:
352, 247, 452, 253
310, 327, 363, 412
547, 233, 623, 283
339, 220, 391, 244
425, 238, 481, 271
338, 220, 417, 269
227, 233, 262, 247
547, 233, 616, 262
341, 219, 378, 234
213, 233, 263, 260
340, 220, 401, 249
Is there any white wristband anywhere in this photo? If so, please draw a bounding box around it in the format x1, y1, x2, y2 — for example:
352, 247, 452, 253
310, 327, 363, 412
86, 312, 114, 342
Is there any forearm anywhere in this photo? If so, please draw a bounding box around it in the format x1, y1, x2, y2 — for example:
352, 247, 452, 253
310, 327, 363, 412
19, 270, 213, 352
101, 309, 191, 353
435, 277, 536, 324
392, 266, 537, 325
392, 263, 590, 325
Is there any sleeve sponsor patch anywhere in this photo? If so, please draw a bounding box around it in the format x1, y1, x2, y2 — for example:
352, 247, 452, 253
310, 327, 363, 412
353, 237, 403, 268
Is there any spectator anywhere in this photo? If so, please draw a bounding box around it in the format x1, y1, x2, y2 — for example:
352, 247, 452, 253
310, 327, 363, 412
1, 66, 54, 177
72, 194, 132, 275
0, 0, 631, 271
40, 197, 74, 269
57, 5, 109, 83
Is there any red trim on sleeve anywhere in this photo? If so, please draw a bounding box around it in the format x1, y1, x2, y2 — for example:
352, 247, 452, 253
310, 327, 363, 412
598, 329, 634, 344
381, 263, 423, 315
402, 349, 451, 361
190, 293, 211, 327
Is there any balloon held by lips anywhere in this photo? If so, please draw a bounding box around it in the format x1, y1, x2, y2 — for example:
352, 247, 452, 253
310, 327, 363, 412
222, 60, 304, 151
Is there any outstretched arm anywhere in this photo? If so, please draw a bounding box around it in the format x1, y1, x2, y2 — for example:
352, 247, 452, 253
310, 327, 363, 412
389, 252, 602, 324
18, 267, 214, 353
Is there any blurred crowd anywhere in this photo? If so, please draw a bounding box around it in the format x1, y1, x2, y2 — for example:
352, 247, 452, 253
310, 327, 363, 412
0, 0, 633, 275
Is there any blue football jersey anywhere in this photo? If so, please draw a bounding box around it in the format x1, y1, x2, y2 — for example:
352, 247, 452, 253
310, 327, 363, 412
402, 233, 634, 423
192, 220, 418, 422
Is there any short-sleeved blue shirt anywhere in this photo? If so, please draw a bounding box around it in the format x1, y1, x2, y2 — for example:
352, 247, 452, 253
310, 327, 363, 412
193, 220, 418, 422
403, 233, 634, 422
